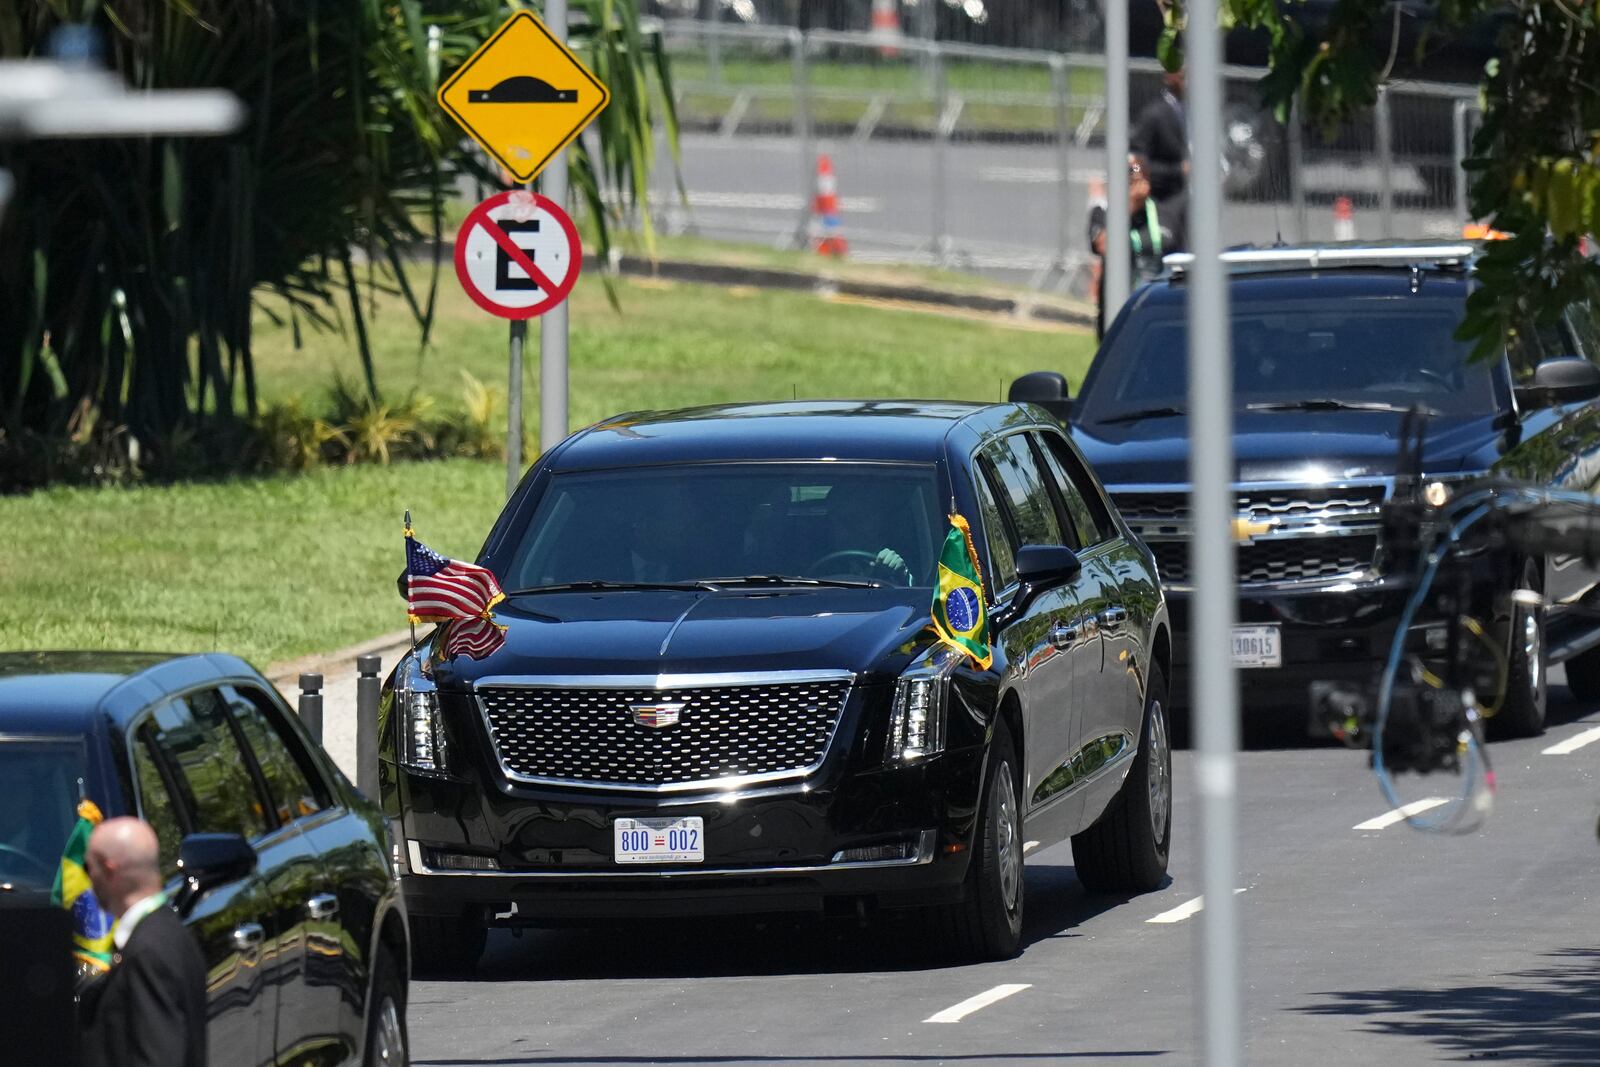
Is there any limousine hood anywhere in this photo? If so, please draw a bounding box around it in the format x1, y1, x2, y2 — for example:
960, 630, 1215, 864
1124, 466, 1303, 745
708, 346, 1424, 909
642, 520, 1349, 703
428, 587, 934, 688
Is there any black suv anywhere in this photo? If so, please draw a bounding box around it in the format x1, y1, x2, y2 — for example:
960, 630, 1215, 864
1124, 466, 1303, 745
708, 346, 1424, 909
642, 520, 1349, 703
0, 651, 410, 1067
1013, 243, 1600, 736
382, 401, 1172, 966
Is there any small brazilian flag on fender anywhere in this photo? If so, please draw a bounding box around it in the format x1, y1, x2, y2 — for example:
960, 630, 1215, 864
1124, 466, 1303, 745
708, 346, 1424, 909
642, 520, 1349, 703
932, 514, 992, 669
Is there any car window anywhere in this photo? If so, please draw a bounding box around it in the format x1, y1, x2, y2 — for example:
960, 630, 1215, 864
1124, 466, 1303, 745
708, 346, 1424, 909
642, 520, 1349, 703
1508, 319, 1574, 382
1037, 431, 1117, 545
1565, 302, 1600, 363
973, 459, 1018, 593
144, 690, 271, 841
223, 686, 329, 824
984, 434, 1066, 549
130, 725, 188, 876
0, 739, 87, 890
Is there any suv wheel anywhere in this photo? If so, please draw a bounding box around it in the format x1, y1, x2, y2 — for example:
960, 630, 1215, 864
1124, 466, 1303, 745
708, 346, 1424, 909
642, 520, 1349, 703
410, 912, 487, 976
935, 719, 1025, 962
1072, 665, 1172, 894
1492, 565, 1547, 738
363, 947, 407, 1067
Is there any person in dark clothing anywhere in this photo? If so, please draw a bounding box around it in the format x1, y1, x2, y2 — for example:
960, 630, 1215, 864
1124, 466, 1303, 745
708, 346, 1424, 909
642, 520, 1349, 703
1088, 154, 1188, 338
1132, 67, 1189, 205
80, 817, 207, 1067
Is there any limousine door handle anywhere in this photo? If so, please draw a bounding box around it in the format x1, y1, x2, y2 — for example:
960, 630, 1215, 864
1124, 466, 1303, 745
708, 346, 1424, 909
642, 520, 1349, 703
1098, 606, 1129, 631
306, 893, 340, 921
231, 922, 266, 953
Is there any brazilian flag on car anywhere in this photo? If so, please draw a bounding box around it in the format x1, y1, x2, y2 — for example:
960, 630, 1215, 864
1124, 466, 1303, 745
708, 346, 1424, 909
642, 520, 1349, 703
932, 514, 992, 669
50, 799, 115, 977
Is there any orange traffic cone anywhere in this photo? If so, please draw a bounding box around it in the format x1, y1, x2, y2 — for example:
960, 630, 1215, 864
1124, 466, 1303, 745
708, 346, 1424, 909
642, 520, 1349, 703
871, 0, 902, 57
812, 154, 848, 257
1333, 196, 1356, 241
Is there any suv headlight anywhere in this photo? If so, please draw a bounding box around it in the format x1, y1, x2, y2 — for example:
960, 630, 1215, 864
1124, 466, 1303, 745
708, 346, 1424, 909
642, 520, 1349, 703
397, 652, 449, 774
886, 645, 962, 764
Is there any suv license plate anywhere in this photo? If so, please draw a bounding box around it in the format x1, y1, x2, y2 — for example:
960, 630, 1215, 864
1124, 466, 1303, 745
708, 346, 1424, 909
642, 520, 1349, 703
1231, 625, 1282, 668
614, 817, 704, 864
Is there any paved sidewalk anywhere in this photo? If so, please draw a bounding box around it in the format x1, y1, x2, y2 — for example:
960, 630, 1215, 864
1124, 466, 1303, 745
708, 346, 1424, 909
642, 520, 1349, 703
266, 629, 416, 782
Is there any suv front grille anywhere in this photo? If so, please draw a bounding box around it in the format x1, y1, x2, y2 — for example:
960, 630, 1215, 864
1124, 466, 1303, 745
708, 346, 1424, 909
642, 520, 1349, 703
477, 678, 852, 791
1149, 536, 1379, 586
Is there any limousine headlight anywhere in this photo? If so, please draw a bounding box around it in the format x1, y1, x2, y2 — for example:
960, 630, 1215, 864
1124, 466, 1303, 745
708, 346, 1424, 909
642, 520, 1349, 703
397, 653, 449, 774
886, 645, 962, 764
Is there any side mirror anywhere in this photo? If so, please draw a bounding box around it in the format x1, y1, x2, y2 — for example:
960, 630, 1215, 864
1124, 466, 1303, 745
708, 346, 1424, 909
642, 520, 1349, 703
994, 545, 1082, 628
396, 571, 409, 601
174, 833, 257, 916
1515, 357, 1600, 410
1009, 371, 1073, 423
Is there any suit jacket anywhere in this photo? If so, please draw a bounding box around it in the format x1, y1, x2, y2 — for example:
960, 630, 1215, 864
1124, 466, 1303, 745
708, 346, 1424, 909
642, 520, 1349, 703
80, 904, 208, 1067
1132, 93, 1188, 204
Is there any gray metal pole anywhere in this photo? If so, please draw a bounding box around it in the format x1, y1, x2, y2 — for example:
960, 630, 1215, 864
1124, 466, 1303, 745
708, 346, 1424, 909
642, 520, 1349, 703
297, 673, 324, 745
356, 654, 382, 799
1452, 99, 1471, 226
792, 29, 814, 249
540, 0, 571, 456
507, 318, 526, 498
1376, 85, 1394, 238
1053, 57, 1074, 277
931, 44, 950, 263
1288, 100, 1308, 241
1103, 0, 1131, 322
1186, 0, 1243, 1064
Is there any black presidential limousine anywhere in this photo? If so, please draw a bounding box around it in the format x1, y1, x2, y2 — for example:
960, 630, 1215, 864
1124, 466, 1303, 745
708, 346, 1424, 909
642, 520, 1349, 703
380, 401, 1172, 966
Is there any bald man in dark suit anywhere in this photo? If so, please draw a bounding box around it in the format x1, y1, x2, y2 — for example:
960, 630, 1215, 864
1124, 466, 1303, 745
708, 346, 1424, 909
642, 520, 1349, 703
80, 817, 208, 1067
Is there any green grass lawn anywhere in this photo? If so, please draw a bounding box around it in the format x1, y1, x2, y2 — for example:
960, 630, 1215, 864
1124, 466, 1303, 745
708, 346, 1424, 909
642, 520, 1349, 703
4, 273, 1094, 666
0, 460, 504, 668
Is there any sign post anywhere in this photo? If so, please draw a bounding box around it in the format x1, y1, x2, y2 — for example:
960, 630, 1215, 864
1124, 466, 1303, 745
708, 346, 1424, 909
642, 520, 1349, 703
437, 9, 610, 494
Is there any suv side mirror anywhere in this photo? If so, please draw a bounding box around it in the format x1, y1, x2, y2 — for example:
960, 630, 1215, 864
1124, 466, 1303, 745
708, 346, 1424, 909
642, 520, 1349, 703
1009, 371, 1073, 423
994, 545, 1082, 627
174, 833, 257, 916
1515, 357, 1600, 410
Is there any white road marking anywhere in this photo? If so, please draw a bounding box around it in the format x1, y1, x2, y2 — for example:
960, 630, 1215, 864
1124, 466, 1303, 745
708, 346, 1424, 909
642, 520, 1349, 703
1022, 840, 1040, 853
1145, 888, 1247, 924
924, 984, 1032, 1024
1352, 797, 1450, 831
1542, 724, 1600, 756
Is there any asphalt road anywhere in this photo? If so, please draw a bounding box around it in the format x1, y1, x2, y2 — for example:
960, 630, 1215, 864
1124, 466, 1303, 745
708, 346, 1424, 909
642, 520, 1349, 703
651, 133, 1467, 289
406, 665, 1600, 1066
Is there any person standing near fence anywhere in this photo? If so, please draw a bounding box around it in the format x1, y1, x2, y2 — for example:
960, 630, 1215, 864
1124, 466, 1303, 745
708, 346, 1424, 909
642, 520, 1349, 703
1089, 154, 1187, 338
79, 817, 207, 1067
1133, 66, 1190, 207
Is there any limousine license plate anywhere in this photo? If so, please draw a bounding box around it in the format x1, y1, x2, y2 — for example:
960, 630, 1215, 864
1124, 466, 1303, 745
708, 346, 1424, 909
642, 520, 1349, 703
614, 816, 705, 864
1231, 625, 1282, 668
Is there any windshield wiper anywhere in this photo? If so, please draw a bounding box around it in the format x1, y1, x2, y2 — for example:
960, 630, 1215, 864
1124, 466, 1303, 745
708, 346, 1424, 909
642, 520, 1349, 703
705, 574, 887, 589
506, 580, 719, 595
1245, 399, 1438, 416
1096, 405, 1186, 425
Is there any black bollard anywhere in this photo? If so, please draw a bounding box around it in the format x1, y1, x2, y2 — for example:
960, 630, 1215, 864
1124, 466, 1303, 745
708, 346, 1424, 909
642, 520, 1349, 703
298, 672, 324, 744
356, 654, 381, 800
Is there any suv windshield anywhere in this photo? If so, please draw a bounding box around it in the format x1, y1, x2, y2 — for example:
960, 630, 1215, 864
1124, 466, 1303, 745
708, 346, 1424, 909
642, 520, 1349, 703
505, 463, 944, 589
0, 738, 87, 889
1079, 293, 1500, 424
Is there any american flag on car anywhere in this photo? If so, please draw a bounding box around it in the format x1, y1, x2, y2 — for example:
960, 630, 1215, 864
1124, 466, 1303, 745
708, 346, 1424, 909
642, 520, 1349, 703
405, 523, 505, 623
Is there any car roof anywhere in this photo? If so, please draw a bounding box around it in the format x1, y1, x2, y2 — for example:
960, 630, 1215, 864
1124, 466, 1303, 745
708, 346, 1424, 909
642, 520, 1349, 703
0, 651, 265, 734
546, 400, 1048, 470
1133, 265, 1473, 311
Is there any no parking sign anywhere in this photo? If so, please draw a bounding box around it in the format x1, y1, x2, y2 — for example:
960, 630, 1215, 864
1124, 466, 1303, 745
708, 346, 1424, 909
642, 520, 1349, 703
453, 190, 582, 319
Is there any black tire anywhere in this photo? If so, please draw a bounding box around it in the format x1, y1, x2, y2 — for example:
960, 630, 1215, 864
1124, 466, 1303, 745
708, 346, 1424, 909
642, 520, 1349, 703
1566, 644, 1600, 702
364, 946, 408, 1067
1491, 565, 1547, 739
1072, 665, 1172, 894
409, 912, 487, 976
934, 719, 1025, 963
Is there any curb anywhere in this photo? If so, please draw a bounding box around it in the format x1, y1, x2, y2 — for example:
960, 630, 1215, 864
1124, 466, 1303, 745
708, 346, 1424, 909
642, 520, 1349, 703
265, 628, 417, 689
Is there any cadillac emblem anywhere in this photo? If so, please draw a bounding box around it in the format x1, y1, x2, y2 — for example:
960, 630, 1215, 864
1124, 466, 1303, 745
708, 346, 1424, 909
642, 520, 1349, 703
630, 702, 684, 728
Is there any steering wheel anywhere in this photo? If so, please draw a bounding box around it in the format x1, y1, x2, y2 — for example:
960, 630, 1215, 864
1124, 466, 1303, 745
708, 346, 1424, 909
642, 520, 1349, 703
0, 843, 56, 882
807, 549, 913, 586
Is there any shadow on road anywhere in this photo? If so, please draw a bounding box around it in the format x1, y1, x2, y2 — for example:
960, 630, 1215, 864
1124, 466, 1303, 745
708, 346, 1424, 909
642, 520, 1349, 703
424, 862, 1144, 983
1296, 947, 1600, 1064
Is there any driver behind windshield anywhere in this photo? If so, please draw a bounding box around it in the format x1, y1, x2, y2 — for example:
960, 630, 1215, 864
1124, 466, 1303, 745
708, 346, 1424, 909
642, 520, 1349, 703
819, 483, 915, 584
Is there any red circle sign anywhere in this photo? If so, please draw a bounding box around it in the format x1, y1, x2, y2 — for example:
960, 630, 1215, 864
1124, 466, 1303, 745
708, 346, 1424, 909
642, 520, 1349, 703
453, 190, 583, 319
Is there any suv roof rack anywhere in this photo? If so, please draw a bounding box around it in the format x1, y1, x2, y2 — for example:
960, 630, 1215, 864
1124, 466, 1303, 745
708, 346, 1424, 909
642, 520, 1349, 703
1162, 244, 1476, 276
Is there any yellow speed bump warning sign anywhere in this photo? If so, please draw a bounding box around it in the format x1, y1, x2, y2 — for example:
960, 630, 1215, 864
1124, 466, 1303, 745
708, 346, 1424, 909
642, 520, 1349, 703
437, 11, 610, 184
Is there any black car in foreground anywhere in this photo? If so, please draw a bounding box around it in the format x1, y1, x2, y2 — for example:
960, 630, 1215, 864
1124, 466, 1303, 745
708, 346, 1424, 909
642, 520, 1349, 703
1013, 243, 1600, 737
0, 651, 409, 1067
383, 401, 1172, 966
